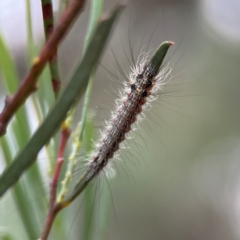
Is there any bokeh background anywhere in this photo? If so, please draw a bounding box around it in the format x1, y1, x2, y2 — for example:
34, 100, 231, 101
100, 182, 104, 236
1, 0, 240, 239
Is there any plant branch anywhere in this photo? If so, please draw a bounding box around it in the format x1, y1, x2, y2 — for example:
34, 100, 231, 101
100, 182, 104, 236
0, 0, 86, 136
39, 125, 70, 240
41, 0, 61, 97
39, 203, 62, 240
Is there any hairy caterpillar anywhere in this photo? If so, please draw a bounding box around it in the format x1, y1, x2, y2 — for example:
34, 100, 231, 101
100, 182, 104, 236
64, 42, 174, 203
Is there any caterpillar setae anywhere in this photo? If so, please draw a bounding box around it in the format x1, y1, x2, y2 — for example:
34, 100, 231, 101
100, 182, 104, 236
63, 41, 174, 204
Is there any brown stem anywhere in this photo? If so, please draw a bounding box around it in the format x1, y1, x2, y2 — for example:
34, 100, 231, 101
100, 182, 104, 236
41, 0, 61, 97
0, 0, 86, 136
39, 203, 62, 240
40, 127, 70, 240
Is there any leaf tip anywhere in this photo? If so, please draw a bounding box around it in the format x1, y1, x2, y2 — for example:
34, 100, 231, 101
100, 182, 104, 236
149, 41, 174, 74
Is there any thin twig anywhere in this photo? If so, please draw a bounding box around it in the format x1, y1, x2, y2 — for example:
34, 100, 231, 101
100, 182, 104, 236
39, 203, 62, 240
40, 126, 70, 240
0, 0, 86, 136
41, 0, 61, 97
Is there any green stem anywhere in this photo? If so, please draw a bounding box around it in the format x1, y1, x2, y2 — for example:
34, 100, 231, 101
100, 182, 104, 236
58, 0, 103, 202
81, 116, 96, 240
25, 0, 34, 63
78, 0, 103, 142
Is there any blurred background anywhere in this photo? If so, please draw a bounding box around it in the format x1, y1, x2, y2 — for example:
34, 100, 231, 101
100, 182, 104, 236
1, 0, 240, 239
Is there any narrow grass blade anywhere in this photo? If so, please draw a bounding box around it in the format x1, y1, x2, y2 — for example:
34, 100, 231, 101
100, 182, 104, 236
0, 36, 18, 92
0, 4, 124, 198
81, 115, 96, 240
0, 137, 38, 240
81, 1, 103, 239
0, 35, 46, 237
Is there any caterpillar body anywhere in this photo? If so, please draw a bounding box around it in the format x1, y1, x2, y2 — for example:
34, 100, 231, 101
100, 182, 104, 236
65, 41, 174, 203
